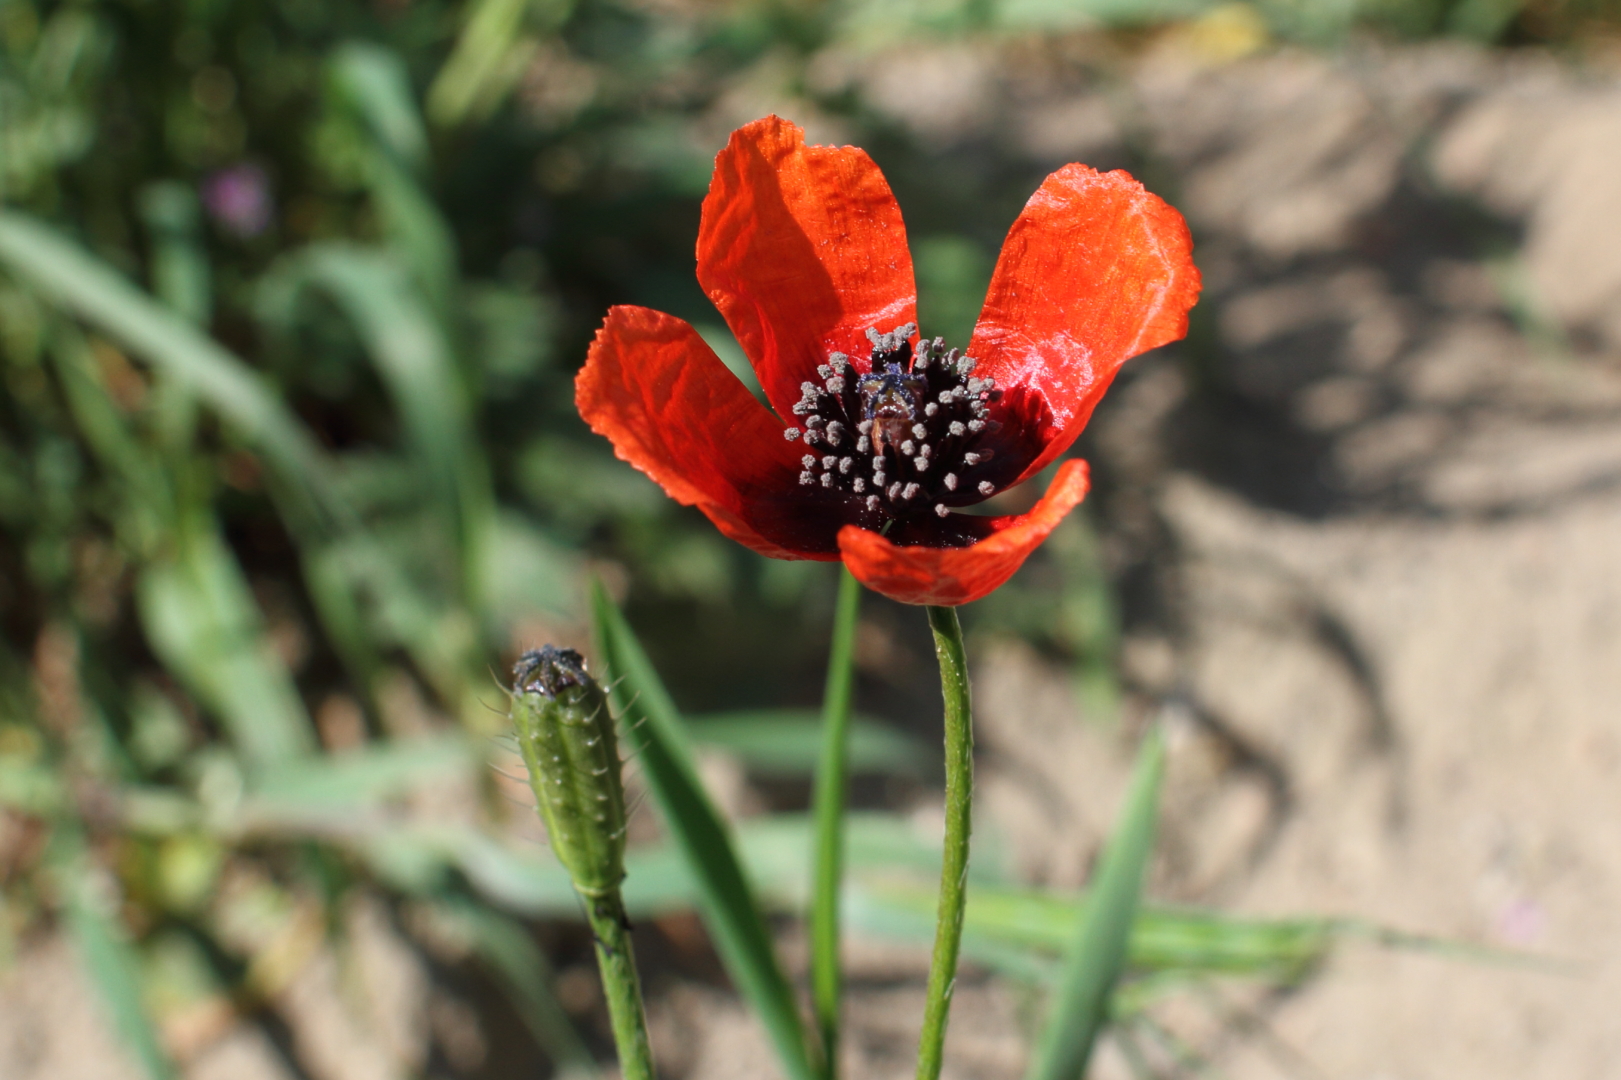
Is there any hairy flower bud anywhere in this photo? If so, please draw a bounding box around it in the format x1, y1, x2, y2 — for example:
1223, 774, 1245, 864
510, 646, 627, 897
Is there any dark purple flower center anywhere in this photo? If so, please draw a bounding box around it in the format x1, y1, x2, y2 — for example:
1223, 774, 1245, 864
784, 323, 1003, 522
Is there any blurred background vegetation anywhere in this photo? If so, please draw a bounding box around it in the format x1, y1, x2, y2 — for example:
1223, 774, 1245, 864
0, 0, 1615, 1075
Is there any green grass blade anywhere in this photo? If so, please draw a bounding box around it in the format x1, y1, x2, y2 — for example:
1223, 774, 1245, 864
687, 708, 926, 776
0, 210, 338, 527
1026, 728, 1165, 1080
811, 567, 861, 1077
57, 841, 177, 1080
135, 509, 316, 768
591, 581, 817, 1080
329, 42, 428, 171
259, 243, 493, 612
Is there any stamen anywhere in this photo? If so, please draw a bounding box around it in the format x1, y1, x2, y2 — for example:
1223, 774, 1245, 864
901, 441, 915, 456
785, 427, 802, 441
857, 420, 873, 434
800, 471, 814, 485
924, 403, 938, 417
821, 473, 834, 488
949, 421, 966, 436
866, 495, 881, 511
802, 381, 818, 395
944, 473, 958, 491
912, 423, 927, 440
872, 456, 884, 471
914, 456, 929, 472
902, 483, 921, 500
935, 503, 949, 517
822, 456, 837, 470
887, 482, 901, 499
826, 421, 844, 445
853, 478, 866, 493
978, 481, 995, 495
806, 416, 825, 428
826, 376, 846, 393
803, 455, 817, 469
817, 365, 833, 379
839, 457, 853, 474
856, 436, 870, 453
792, 402, 811, 416
967, 419, 985, 433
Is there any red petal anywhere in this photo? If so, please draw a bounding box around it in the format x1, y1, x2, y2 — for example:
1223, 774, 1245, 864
576, 305, 843, 560
837, 460, 1091, 606
698, 115, 917, 421
970, 166, 1200, 486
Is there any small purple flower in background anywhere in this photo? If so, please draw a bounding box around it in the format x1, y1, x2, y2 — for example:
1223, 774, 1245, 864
202, 163, 272, 238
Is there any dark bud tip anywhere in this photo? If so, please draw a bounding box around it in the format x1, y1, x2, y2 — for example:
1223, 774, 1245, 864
513, 645, 592, 698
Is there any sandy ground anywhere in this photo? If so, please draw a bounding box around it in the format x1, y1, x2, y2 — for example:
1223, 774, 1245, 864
6, 37, 1621, 1080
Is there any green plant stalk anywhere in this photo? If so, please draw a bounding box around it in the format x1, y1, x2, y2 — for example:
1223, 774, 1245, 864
810, 567, 863, 1077
916, 604, 974, 1080
584, 891, 655, 1080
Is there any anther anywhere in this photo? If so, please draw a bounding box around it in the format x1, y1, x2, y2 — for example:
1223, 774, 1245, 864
902, 483, 921, 500
839, 457, 853, 474
857, 420, 873, 434
901, 441, 915, 456
792, 402, 811, 416
803, 455, 816, 468
887, 482, 901, 499
914, 456, 929, 472
938, 390, 955, 404
785, 427, 802, 441
960, 357, 976, 374
948, 421, 966, 436
826, 377, 845, 394
935, 503, 949, 517
857, 436, 871, 453
912, 423, 927, 439
925, 402, 938, 417
853, 478, 866, 493
822, 456, 838, 470
806, 416, 825, 428
818, 364, 833, 379
802, 381, 818, 395
826, 421, 844, 445
967, 419, 985, 433
872, 456, 885, 471
866, 495, 881, 511
978, 480, 995, 495
821, 473, 834, 488
800, 471, 814, 485
944, 473, 958, 491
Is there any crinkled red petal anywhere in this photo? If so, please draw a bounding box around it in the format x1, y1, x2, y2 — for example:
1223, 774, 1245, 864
970, 166, 1200, 487
697, 115, 917, 422
837, 460, 1091, 606
576, 305, 843, 561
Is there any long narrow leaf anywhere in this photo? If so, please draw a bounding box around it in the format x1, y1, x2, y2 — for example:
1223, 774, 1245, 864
0, 210, 338, 526
58, 841, 177, 1080
591, 582, 817, 1080
1027, 728, 1165, 1080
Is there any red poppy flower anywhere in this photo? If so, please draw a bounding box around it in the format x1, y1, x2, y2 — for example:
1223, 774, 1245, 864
577, 116, 1199, 606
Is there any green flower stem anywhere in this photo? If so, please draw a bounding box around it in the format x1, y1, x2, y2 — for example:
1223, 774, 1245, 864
916, 604, 974, 1080
810, 567, 863, 1077
583, 891, 655, 1080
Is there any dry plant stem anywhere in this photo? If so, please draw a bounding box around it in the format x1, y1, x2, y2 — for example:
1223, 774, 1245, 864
811, 567, 864, 1078
915, 604, 974, 1080
585, 890, 655, 1080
